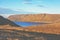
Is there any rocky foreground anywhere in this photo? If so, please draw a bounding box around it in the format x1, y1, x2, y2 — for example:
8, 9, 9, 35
0, 28, 60, 40
0, 25, 60, 40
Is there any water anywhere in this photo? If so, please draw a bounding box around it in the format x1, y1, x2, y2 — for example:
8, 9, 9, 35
14, 21, 48, 27
14, 21, 41, 27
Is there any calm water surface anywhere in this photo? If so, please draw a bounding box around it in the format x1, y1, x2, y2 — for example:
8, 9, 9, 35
14, 21, 47, 27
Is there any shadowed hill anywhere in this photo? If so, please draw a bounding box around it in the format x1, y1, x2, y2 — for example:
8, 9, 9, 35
0, 16, 20, 27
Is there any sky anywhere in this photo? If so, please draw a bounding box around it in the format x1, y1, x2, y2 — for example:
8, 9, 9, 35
0, 0, 60, 17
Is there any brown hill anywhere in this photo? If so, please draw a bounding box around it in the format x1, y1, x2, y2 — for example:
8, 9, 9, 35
0, 23, 60, 34
0, 14, 60, 40
0, 25, 60, 40
8, 14, 60, 23
25, 23, 60, 34
8, 14, 60, 34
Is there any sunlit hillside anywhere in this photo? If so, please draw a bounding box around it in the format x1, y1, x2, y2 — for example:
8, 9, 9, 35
25, 23, 60, 34
7, 14, 60, 34
8, 14, 60, 23
0, 15, 60, 40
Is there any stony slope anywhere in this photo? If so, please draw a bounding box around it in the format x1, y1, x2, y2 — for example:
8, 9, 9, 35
0, 23, 60, 40
0, 29, 60, 40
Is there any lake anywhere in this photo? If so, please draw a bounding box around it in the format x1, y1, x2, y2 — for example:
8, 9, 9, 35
13, 21, 48, 27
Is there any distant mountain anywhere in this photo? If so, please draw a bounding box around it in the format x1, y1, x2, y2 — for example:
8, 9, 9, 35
0, 8, 34, 14
0, 8, 21, 14
0, 16, 20, 27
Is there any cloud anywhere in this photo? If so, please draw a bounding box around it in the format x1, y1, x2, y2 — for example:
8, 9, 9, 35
23, 0, 32, 2
37, 0, 43, 2
22, 0, 43, 5
22, 0, 32, 4
23, 1, 32, 4
37, 5, 45, 7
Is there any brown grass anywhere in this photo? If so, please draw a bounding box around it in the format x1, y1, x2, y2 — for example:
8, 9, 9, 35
0, 23, 60, 34
8, 14, 60, 22
7, 14, 60, 34
25, 23, 60, 34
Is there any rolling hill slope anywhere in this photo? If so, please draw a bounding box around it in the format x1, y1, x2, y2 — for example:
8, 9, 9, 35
8, 14, 60, 23
7, 14, 60, 34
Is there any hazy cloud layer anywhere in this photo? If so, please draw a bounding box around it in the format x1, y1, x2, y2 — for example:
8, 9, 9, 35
23, 1, 32, 4
23, 0, 32, 2
22, 0, 44, 7
37, 5, 45, 7
0, 0, 60, 14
